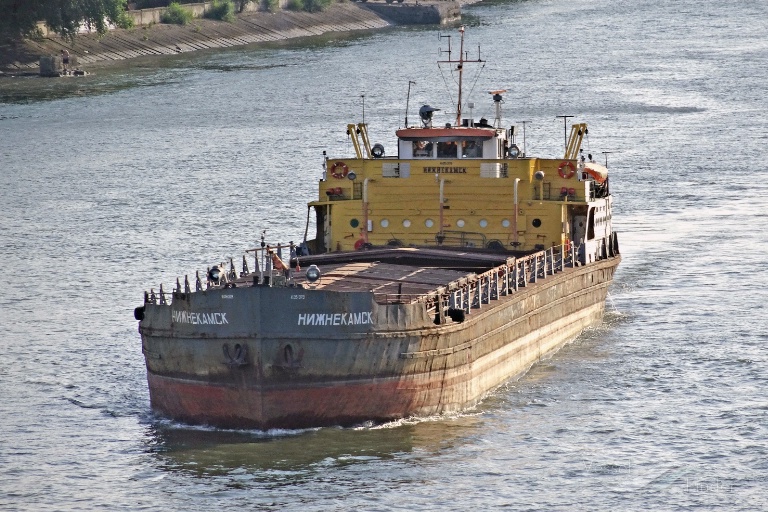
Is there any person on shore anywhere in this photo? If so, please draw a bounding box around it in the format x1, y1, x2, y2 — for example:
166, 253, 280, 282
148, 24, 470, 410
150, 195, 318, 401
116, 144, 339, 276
61, 49, 70, 72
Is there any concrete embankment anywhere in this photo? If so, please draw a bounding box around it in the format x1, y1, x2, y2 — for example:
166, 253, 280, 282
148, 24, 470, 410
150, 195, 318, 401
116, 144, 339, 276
0, 1, 461, 73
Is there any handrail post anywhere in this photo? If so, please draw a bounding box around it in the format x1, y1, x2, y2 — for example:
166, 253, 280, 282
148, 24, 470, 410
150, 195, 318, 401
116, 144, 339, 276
513, 262, 518, 291
571, 243, 576, 267
561, 244, 565, 271
548, 249, 552, 274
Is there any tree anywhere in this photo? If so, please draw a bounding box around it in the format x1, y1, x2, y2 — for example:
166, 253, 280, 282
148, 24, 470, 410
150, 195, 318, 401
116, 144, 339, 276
0, 0, 129, 40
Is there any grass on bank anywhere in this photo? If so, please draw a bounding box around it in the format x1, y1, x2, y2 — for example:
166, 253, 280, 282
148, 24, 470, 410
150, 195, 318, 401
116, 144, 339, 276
136, 0, 252, 8
150, 0, 335, 19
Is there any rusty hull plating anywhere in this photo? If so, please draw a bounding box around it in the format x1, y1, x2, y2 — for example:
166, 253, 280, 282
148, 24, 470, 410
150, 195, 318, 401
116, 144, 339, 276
138, 245, 620, 429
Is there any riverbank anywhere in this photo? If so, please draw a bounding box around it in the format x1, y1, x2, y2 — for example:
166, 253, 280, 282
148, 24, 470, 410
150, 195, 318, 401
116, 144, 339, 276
0, 1, 461, 74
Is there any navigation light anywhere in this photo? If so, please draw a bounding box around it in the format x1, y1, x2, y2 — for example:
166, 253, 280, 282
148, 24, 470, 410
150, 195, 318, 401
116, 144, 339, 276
306, 265, 321, 283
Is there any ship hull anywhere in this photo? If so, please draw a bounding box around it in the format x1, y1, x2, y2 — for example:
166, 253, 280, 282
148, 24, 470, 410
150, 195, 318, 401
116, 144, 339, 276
140, 256, 620, 429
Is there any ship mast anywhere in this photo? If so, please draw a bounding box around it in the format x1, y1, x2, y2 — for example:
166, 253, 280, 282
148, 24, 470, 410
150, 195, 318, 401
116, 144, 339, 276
439, 26, 483, 127
455, 26, 466, 127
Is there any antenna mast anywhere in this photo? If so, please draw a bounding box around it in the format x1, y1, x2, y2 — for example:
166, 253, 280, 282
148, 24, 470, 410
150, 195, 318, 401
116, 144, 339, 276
601, 151, 613, 167
556, 115, 574, 152
404, 80, 416, 127
439, 26, 483, 127
520, 120, 530, 157
455, 26, 465, 126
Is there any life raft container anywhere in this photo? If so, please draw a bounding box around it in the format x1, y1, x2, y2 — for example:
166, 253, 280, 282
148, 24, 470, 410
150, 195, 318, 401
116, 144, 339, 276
583, 164, 608, 184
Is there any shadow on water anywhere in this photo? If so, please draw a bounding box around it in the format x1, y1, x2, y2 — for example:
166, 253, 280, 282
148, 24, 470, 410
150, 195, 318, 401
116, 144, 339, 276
0, 69, 181, 105
144, 414, 485, 478
0, 29, 392, 105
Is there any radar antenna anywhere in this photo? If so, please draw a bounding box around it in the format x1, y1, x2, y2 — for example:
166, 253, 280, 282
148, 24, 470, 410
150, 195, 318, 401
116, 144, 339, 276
419, 105, 440, 128
489, 90, 507, 128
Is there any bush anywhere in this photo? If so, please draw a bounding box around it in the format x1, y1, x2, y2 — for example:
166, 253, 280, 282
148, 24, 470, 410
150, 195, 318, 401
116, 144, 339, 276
161, 2, 194, 24
303, 0, 332, 11
134, 0, 170, 8
134, 0, 201, 7
116, 11, 135, 29
286, 0, 332, 12
204, 0, 236, 21
286, 0, 303, 10
287, 0, 333, 12
263, 0, 279, 12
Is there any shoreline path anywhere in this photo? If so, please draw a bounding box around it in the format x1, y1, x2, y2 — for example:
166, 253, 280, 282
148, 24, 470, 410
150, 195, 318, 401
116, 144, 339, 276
0, 1, 466, 73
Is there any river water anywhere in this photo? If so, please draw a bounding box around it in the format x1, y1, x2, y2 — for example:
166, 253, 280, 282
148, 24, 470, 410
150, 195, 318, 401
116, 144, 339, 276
2, 0, 767, 509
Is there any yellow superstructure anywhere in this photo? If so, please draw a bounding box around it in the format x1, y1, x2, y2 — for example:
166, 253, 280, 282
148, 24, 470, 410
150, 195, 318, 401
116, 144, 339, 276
304, 26, 612, 261
307, 119, 612, 257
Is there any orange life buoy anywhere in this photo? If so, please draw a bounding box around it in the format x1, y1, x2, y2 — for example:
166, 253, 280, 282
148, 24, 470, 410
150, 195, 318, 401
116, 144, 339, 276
331, 161, 349, 179
558, 161, 576, 179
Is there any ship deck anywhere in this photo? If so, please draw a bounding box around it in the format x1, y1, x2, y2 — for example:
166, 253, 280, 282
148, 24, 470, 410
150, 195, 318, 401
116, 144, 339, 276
211, 246, 540, 304
300, 261, 468, 300
286, 246, 527, 302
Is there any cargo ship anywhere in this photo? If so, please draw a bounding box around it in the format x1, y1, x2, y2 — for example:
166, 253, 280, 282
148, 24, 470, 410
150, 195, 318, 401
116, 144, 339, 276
134, 27, 620, 430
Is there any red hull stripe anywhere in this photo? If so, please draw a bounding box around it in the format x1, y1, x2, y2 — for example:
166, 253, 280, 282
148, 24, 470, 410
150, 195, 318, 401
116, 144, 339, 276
147, 372, 439, 430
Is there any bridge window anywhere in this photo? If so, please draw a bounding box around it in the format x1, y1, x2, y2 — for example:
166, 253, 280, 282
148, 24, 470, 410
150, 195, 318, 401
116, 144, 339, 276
461, 140, 483, 158
437, 141, 458, 158
413, 141, 433, 158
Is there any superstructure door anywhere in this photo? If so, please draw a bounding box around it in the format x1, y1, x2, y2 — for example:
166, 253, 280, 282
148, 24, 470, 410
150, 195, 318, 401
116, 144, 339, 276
312, 205, 331, 254
323, 205, 332, 253
572, 214, 587, 245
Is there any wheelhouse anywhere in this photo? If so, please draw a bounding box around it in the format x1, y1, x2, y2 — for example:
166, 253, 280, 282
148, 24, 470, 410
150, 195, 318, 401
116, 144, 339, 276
396, 125, 503, 159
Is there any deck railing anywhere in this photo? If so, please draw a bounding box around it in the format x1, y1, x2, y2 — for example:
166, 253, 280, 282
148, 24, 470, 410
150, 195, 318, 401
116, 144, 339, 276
376, 232, 620, 319
142, 233, 619, 308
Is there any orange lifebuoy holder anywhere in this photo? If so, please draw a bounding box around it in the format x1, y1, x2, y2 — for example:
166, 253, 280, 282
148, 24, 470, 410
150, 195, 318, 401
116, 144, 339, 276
330, 161, 349, 179
558, 161, 576, 179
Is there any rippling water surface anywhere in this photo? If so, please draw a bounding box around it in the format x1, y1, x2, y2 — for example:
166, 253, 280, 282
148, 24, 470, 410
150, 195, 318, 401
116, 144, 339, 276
2, 0, 767, 509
